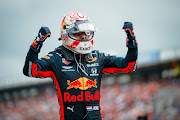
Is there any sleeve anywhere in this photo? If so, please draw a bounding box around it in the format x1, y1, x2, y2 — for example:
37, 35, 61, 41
101, 47, 138, 74
23, 47, 56, 78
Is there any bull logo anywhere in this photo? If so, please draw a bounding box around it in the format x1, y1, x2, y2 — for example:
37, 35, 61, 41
67, 77, 97, 90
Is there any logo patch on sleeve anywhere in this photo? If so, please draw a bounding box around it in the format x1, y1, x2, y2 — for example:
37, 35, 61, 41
43, 56, 50, 59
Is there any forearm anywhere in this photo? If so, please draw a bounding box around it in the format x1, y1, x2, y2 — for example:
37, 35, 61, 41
125, 47, 138, 61
121, 47, 138, 69
122, 22, 138, 70
23, 27, 51, 77
23, 48, 39, 76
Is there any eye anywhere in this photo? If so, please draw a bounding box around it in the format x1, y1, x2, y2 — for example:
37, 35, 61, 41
73, 33, 81, 36
85, 31, 90, 35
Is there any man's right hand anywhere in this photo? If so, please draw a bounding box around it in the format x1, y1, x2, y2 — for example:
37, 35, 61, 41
37, 26, 51, 41
31, 27, 51, 53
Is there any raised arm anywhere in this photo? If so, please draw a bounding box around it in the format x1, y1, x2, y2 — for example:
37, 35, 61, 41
102, 22, 138, 74
23, 27, 55, 77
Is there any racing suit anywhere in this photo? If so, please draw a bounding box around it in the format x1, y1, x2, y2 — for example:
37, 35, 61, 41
23, 42, 138, 120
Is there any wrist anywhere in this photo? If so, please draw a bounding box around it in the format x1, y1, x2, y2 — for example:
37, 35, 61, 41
127, 35, 136, 41
30, 37, 44, 53
126, 38, 138, 48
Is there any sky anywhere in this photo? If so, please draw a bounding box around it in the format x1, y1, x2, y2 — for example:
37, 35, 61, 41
0, 0, 180, 88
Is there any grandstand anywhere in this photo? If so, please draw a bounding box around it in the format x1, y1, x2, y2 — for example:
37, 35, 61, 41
0, 48, 180, 120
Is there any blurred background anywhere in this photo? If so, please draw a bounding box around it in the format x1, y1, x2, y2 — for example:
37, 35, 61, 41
0, 0, 180, 120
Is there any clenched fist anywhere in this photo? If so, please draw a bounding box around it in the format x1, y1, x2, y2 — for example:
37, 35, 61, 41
37, 26, 51, 41
123, 22, 137, 48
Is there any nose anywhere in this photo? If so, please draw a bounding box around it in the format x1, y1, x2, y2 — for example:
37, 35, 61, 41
80, 33, 88, 40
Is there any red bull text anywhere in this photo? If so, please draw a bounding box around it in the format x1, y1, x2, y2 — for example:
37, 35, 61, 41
64, 91, 100, 102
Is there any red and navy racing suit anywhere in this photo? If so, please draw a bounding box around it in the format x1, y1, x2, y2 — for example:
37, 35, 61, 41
23, 42, 138, 120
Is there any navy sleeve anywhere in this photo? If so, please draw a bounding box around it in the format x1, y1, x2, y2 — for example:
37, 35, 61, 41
101, 47, 138, 74
23, 48, 57, 78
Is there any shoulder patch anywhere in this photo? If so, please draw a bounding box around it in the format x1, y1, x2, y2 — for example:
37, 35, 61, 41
43, 56, 50, 59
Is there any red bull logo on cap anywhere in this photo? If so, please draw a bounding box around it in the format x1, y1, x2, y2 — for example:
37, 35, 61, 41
67, 77, 97, 90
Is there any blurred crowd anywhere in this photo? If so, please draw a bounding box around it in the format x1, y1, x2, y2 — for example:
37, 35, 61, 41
0, 78, 179, 120
0, 87, 60, 120
101, 78, 180, 120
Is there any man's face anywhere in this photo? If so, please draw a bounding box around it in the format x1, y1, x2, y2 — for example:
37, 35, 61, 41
73, 32, 89, 40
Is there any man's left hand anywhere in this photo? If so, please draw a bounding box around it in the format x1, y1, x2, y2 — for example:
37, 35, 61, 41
123, 22, 134, 38
123, 22, 137, 48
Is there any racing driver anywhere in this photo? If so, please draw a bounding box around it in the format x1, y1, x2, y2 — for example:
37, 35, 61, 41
23, 12, 138, 120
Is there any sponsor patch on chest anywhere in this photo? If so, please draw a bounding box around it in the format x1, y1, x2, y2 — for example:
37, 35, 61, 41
87, 63, 99, 67
62, 58, 71, 65
61, 66, 75, 71
90, 68, 99, 76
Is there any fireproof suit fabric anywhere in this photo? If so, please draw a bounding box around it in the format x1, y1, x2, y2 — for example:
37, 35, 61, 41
23, 45, 138, 120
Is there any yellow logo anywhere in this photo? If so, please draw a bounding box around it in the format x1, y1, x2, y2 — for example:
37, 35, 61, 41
43, 56, 50, 59
67, 77, 97, 90
86, 57, 97, 63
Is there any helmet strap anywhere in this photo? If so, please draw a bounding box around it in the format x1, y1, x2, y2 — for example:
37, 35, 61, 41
55, 45, 74, 61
